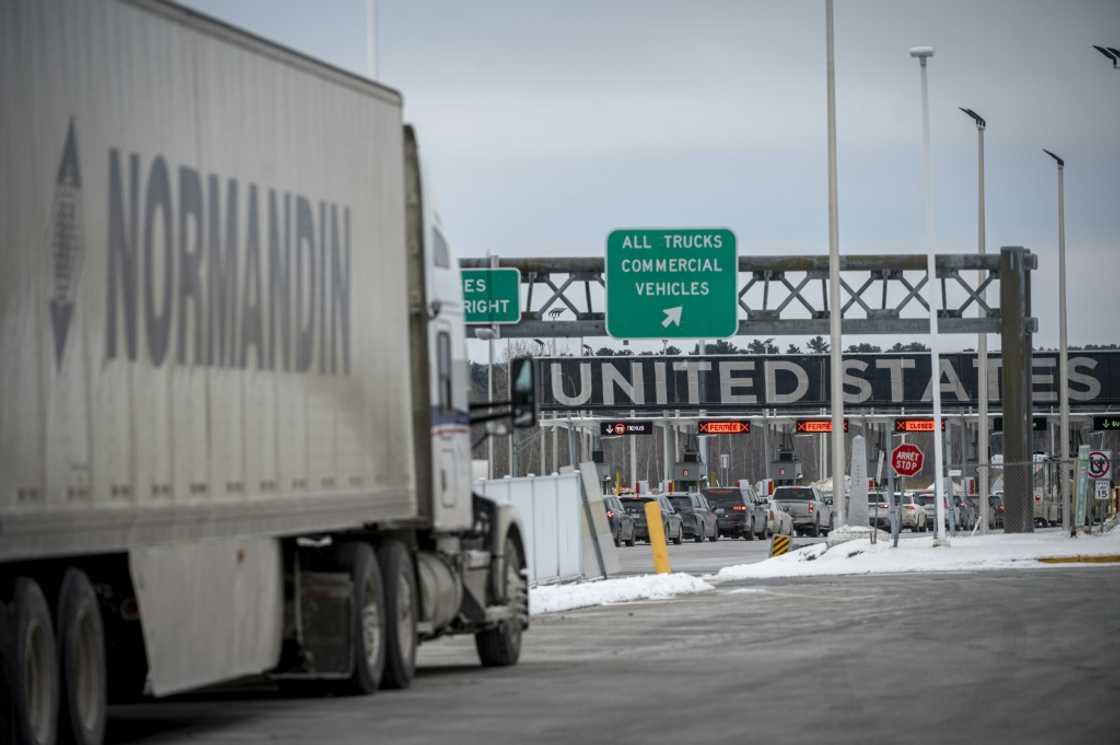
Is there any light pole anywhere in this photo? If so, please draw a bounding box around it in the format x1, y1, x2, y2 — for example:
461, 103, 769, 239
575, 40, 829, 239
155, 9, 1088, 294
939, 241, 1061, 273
476, 327, 497, 478
826, 0, 847, 526
507, 338, 515, 477
910, 45, 948, 545
961, 107, 989, 533
1043, 148, 1071, 535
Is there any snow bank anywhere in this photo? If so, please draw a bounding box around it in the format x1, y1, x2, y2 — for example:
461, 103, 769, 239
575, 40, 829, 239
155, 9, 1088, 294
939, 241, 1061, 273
530, 573, 714, 615
713, 528, 1120, 581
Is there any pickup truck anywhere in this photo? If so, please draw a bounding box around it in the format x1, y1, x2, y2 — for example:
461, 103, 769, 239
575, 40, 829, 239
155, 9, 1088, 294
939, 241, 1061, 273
773, 485, 833, 537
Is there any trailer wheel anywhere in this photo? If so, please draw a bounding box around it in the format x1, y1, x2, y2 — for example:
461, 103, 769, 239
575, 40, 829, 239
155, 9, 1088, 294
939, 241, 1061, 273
376, 541, 416, 690
57, 570, 106, 745
475, 536, 526, 668
6, 577, 59, 745
333, 543, 385, 695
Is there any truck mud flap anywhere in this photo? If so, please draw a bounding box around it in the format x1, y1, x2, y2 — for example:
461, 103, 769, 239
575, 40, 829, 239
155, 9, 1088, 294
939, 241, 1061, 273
275, 572, 352, 679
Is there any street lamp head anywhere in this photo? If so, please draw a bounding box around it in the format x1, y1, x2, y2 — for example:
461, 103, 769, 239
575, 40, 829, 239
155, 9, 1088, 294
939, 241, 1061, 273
909, 46, 934, 62
959, 107, 986, 129
1093, 45, 1119, 67
475, 328, 497, 341
1042, 148, 1064, 167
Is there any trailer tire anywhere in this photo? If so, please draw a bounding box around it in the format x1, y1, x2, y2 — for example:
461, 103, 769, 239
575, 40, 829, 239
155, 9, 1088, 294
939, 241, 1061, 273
56, 570, 106, 745
6, 577, 59, 745
333, 543, 385, 695
376, 542, 417, 690
475, 536, 526, 668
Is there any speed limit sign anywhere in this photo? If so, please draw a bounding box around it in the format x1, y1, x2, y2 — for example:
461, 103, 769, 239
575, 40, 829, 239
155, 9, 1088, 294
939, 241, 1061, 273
1088, 450, 1111, 481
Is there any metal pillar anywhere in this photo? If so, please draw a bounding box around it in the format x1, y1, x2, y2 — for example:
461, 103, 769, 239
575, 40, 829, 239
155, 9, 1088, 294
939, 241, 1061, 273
629, 430, 638, 489
1000, 246, 1035, 532
658, 423, 667, 488
507, 339, 515, 477
539, 425, 546, 476
825, 0, 847, 527
762, 414, 771, 482
551, 418, 559, 473
1055, 157, 1071, 533
974, 115, 991, 534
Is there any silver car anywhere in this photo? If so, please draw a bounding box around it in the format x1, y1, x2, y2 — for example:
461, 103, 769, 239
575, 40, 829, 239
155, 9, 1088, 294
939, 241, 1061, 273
773, 485, 832, 537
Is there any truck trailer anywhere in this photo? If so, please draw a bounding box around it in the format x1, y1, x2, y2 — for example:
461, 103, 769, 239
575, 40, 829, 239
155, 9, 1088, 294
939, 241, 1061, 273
0, 2, 533, 743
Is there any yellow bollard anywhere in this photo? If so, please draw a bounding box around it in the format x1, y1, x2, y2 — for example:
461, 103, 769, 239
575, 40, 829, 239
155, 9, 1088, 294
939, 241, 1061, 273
644, 501, 672, 574
770, 534, 791, 558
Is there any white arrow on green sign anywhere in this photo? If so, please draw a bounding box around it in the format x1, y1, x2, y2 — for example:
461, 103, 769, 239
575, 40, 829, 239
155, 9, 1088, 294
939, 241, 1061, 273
462, 268, 522, 325
605, 228, 738, 339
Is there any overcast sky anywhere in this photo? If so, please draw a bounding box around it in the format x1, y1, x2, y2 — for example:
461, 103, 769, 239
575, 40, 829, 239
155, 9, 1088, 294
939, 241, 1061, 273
180, 0, 1120, 353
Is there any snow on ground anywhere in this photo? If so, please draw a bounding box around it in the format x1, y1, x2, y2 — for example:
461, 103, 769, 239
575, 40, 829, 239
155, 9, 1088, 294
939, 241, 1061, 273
713, 527, 1120, 581
530, 572, 714, 615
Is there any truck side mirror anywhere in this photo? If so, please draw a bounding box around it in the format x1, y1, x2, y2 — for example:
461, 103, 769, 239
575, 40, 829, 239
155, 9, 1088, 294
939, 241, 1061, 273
509, 356, 537, 429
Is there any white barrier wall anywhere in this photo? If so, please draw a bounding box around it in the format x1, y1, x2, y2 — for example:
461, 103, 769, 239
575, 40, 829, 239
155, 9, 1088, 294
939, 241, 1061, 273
475, 472, 584, 585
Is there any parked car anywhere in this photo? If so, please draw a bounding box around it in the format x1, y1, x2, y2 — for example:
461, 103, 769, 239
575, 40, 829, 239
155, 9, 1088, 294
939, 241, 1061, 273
620, 496, 684, 545
989, 494, 1006, 528
773, 485, 832, 537
867, 492, 891, 530
766, 498, 795, 536
916, 491, 959, 530
603, 495, 636, 547
667, 492, 719, 543
703, 487, 767, 540
898, 493, 928, 531
952, 495, 976, 530
968, 496, 992, 528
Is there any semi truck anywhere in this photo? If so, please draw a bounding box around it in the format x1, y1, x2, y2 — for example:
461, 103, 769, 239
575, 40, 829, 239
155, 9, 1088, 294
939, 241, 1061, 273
0, 2, 535, 744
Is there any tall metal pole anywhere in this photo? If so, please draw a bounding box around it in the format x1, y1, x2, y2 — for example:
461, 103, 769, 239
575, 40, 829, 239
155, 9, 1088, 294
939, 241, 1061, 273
962, 108, 989, 533
482, 254, 500, 478
507, 338, 515, 477
911, 46, 947, 544
629, 411, 638, 488
487, 335, 494, 478
826, 0, 847, 526
1045, 149, 1070, 534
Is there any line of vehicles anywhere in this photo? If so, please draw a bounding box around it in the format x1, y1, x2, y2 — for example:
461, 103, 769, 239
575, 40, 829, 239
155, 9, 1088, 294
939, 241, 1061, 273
602, 480, 1019, 548
602, 485, 801, 548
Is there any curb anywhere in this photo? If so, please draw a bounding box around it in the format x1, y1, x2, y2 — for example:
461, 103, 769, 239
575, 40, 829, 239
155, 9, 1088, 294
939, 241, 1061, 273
1037, 554, 1120, 564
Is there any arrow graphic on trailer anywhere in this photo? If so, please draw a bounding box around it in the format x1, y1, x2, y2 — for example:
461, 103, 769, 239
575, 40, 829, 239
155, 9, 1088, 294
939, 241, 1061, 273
47, 118, 84, 368
661, 306, 682, 328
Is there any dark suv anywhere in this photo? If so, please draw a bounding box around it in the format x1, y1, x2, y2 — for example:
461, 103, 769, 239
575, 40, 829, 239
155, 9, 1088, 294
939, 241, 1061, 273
620, 496, 684, 545
703, 487, 767, 540
603, 495, 636, 547
667, 492, 718, 543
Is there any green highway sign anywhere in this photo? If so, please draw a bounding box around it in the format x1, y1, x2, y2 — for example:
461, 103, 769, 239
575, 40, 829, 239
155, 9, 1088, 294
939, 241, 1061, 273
462, 268, 522, 325
605, 228, 738, 339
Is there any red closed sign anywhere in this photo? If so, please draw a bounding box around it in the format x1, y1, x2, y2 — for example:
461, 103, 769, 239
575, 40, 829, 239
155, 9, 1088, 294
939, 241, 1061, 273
891, 443, 925, 478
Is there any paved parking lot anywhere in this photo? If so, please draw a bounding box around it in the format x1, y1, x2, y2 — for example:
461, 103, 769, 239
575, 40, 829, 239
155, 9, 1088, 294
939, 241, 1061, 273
105, 567, 1120, 745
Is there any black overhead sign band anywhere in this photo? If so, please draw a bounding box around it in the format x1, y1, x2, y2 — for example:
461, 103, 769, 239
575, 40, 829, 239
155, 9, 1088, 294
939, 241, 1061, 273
536, 352, 1119, 412
599, 420, 654, 436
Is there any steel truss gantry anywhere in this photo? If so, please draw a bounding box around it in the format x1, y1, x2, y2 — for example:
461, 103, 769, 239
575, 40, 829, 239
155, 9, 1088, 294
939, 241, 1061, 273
462, 246, 1039, 532
461, 247, 1036, 339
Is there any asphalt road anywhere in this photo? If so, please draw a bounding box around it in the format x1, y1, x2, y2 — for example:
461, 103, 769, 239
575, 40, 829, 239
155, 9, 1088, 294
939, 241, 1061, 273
615, 533, 804, 575
106, 567, 1120, 745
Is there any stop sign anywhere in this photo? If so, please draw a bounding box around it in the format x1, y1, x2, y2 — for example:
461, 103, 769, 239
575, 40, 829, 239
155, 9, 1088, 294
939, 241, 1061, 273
891, 443, 925, 478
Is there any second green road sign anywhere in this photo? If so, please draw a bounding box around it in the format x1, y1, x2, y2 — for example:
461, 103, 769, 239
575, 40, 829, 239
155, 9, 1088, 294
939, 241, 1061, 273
462, 268, 522, 325
605, 228, 737, 339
